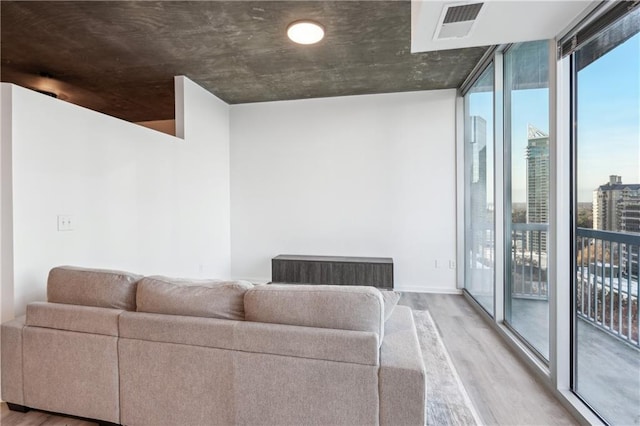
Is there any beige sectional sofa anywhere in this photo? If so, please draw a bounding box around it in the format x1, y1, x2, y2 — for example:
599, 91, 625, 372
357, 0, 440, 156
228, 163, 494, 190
1, 266, 426, 426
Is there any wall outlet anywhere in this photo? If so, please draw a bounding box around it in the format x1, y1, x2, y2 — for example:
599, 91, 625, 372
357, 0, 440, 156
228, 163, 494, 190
57, 215, 74, 231
449, 260, 456, 269
435, 260, 439, 268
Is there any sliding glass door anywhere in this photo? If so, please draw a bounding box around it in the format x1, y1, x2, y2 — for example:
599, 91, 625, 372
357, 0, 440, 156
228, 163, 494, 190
463, 42, 551, 354
504, 41, 550, 360
464, 64, 495, 316
572, 8, 640, 424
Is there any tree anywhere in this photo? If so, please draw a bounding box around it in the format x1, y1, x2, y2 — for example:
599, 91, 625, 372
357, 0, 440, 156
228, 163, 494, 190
577, 209, 593, 229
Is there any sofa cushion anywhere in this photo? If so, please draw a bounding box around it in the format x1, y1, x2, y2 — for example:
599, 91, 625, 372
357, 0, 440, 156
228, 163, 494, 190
47, 266, 141, 311
244, 285, 384, 343
136, 276, 253, 320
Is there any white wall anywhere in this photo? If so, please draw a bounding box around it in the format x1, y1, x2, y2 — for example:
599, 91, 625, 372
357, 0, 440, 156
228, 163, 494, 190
1, 80, 457, 319
230, 90, 458, 292
1, 84, 15, 323
1, 76, 231, 317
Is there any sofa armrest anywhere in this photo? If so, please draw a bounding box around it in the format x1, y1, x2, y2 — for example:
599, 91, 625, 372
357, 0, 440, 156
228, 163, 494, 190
2, 315, 26, 405
379, 306, 426, 426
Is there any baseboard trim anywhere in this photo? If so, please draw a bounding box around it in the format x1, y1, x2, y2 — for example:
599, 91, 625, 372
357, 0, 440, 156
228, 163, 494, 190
397, 286, 462, 295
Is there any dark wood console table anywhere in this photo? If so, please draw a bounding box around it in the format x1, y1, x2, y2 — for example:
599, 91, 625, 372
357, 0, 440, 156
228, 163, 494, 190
271, 255, 393, 289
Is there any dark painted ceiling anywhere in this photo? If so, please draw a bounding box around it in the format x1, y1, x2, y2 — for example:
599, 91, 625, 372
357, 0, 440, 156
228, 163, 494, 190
0, 1, 489, 122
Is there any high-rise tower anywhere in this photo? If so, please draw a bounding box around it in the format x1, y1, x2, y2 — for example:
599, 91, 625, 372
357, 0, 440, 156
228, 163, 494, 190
526, 124, 549, 254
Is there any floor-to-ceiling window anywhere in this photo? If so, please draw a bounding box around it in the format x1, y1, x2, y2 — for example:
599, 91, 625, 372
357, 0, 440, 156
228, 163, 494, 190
571, 7, 640, 424
460, 2, 639, 423
464, 64, 495, 316
504, 41, 551, 360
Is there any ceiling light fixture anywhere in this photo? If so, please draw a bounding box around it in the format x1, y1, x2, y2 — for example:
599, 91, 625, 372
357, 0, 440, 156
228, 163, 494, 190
287, 20, 325, 45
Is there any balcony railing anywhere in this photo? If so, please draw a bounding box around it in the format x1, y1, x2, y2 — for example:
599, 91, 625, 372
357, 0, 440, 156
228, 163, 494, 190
576, 228, 639, 348
510, 223, 549, 300
510, 225, 639, 349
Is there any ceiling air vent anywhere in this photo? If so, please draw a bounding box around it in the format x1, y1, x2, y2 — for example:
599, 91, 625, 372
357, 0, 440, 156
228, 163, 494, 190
435, 2, 484, 40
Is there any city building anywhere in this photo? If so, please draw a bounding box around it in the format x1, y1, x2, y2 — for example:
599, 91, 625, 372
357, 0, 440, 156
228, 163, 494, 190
593, 175, 640, 279
526, 124, 549, 253
593, 175, 640, 232
620, 191, 640, 234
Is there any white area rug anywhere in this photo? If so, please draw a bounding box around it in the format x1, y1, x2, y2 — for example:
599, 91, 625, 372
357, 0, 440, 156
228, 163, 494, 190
413, 310, 482, 426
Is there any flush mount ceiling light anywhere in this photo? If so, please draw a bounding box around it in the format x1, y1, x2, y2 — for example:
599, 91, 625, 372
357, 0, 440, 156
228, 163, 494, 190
287, 20, 325, 45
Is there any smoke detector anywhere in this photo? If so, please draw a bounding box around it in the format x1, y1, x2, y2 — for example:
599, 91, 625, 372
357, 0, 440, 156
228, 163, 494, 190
434, 2, 484, 40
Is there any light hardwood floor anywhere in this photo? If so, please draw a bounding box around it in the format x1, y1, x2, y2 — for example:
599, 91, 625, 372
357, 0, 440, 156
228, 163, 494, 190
1, 293, 577, 426
400, 292, 577, 425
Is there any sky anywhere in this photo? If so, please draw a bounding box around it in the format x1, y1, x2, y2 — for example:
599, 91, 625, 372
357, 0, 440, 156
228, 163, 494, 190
576, 33, 640, 202
466, 32, 639, 205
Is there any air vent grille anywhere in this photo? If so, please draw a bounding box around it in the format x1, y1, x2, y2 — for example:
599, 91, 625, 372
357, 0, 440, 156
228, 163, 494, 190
443, 3, 483, 24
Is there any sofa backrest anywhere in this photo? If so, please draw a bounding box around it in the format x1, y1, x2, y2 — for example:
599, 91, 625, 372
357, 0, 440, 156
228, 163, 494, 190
244, 284, 385, 345
136, 276, 253, 320
47, 266, 141, 311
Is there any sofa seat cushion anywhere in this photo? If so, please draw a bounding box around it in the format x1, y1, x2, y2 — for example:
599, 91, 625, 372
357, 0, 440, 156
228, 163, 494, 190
26, 302, 122, 337
244, 285, 384, 344
47, 266, 141, 311
136, 276, 253, 320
